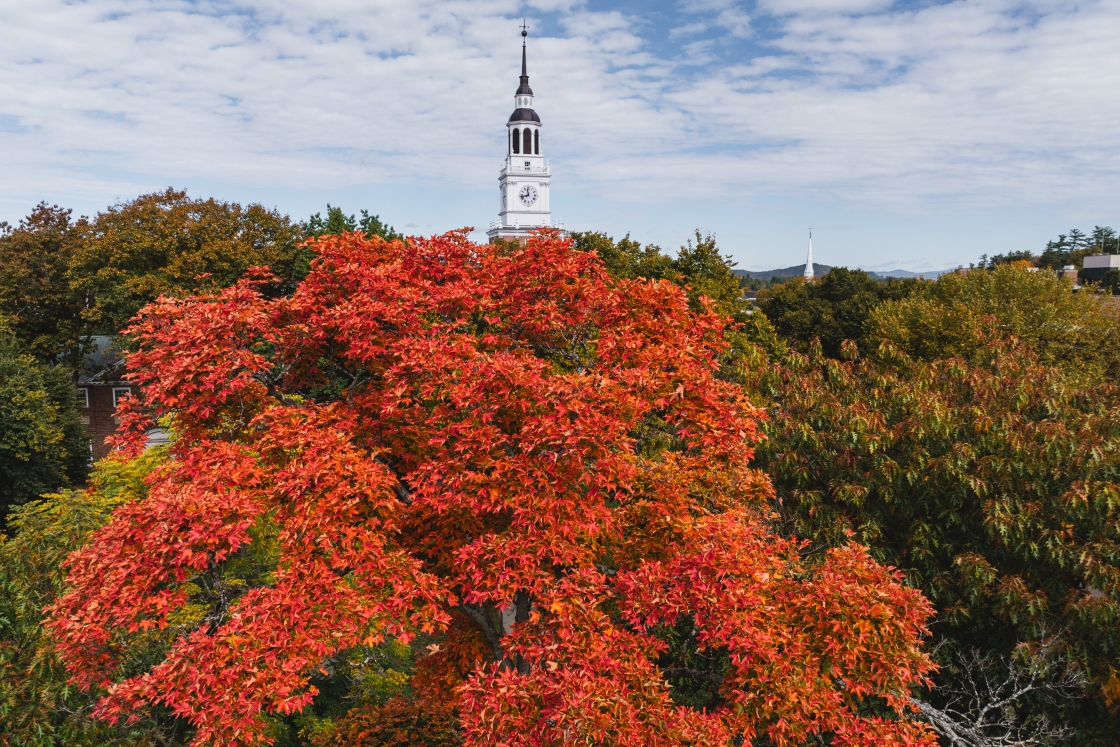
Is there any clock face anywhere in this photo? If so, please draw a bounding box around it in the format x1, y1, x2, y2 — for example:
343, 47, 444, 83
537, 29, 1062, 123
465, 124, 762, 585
519, 184, 538, 207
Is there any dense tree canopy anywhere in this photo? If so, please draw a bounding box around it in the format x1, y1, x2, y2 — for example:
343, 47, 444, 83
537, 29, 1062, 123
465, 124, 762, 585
0, 205, 88, 367
0, 315, 89, 524
742, 264, 1120, 742
569, 231, 745, 317
0, 190, 306, 368
865, 264, 1120, 381
0, 450, 180, 747
46, 231, 935, 746
747, 339, 1120, 739
301, 205, 402, 242
756, 269, 921, 359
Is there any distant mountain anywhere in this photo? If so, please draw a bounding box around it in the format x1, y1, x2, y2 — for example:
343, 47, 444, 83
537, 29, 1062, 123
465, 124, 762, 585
870, 268, 950, 279
734, 265, 950, 280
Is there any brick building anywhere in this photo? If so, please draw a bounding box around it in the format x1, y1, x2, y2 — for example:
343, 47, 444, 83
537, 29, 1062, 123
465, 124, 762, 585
76, 336, 135, 460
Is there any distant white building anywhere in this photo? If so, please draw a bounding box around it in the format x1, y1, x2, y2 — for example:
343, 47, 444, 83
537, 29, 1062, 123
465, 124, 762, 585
1079, 254, 1120, 282
804, 229, 815, 280
487, 27, 560, 242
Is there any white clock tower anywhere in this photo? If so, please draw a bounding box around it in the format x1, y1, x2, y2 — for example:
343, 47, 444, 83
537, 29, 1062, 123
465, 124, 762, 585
487, 26, 559, 242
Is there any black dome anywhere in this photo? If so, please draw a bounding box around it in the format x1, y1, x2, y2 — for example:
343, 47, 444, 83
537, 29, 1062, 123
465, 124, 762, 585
508, 108, 541, 124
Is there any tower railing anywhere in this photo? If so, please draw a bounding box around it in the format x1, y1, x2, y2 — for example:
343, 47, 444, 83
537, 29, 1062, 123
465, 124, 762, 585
487, 217, 564, 232
501, 158, 551, 175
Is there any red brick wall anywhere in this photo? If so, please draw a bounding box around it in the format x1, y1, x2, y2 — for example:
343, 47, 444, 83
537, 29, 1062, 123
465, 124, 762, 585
79, 384, 133, 460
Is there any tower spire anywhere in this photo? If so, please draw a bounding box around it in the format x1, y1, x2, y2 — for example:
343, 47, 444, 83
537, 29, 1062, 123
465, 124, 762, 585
804, 228, 815, 280
518, 20, 532, 95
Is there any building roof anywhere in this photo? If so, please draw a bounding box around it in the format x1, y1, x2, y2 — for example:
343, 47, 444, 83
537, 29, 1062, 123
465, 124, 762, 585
508, 107, 541, 124
516, 33, 533, 96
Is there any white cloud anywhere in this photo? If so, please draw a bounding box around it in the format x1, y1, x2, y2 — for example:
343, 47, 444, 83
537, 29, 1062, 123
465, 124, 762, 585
0, 0, 1117, 233
754, 0, 897, 15
669, 21, 709, 38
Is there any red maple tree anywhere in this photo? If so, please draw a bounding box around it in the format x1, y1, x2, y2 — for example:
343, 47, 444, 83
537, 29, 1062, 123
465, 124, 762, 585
47, 230, 936, 746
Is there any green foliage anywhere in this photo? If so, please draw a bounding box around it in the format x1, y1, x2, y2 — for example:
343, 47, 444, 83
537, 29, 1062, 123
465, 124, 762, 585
0, 449, 188, 746
0, 206, 87, 366
0, 317, 89, 524
736, 274, 794, 292
569, 230, 747, 318
748, 340, 1120, 742
302, 205, 403, 242
567, 231, 674, 283
981, 249, 1035, 268
72, 189, 307, 337
866, 264, 1120, 381
0, 190, 306, 369
756, 268, 921, 358
1034, 226, 1117, 271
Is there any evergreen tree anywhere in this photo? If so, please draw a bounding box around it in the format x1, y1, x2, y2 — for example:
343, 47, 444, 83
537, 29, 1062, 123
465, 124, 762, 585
302, 205, 402, 241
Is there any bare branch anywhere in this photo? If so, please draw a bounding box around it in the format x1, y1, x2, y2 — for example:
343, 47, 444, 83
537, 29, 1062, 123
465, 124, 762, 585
910, 640, 1087, 747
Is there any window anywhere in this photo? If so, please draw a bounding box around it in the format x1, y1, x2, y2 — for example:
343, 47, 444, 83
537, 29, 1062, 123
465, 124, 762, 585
534, 130, 539, 154
512, 128, 520, 154
523, 128, 532, 155
524, 161, 530, 169
112, 387, 132, 408
76, 388, 89, 408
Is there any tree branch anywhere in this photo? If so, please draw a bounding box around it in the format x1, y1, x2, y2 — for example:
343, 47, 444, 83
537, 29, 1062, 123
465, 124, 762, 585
459, 603, 504, 662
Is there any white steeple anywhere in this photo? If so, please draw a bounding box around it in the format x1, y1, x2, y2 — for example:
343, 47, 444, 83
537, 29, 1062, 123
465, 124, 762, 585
487, 22, 558, 243
804, 228, 815, 280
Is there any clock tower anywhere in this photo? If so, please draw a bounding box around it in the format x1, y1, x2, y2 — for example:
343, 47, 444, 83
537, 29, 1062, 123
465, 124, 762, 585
487, 25, 557, 242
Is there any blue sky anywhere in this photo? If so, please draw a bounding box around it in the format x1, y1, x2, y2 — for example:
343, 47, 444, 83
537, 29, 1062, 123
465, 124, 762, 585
1, 0, 1118, 271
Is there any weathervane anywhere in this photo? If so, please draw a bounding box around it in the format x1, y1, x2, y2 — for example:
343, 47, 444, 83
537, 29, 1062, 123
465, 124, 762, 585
521, 19, 529, 37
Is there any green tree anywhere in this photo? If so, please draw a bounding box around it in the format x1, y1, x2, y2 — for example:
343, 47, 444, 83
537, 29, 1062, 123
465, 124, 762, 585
866, 264, 1120, 381
0, 205, 88, 367
1037, 226, 1117, 270
569, 230, 746, 316
1068, 228, 1089, 250
0, 316, 89, 524
0, 449, 188, 746
70, 189, 307, 340
302, 205, 402, 241
1090, 225, 1118, 253
984, 250, 1035, 268
0, 190, 307, 370
756, 268, 920, 358
671, 231, 747, 317
567, 231, 674, 283
747, 339, 1120, 744
1038, 235, 1071, 270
